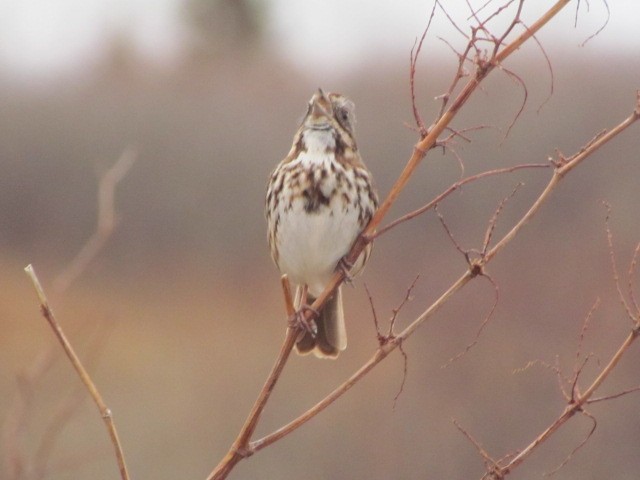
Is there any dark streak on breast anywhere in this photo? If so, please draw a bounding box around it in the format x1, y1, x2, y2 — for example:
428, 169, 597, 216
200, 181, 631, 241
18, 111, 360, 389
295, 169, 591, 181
303, 183, 331, 213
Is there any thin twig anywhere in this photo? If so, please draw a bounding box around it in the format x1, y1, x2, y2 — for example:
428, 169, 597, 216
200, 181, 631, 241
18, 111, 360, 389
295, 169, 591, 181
3, 149, 135, 480
392, 345, 409, 410
208, 4, 634, 478
453, 419, 501, 474
604, 203, 636, 323
207, 276, 299, 480
627, 242, 640, 317
442, 273, 499, 368
574, 298, 601, 378
409, 3, 437, 137
436, 204, 469, 258
2, 346, 61, 480
388, 275, 420, 338
364, 283, 383, 343
495, 327, 640, 477
32, 324, 111, 479
53, 148, 136, 294
376, 163, 549, 239
249, 95, 640, 466
587, 385, 640, 404
543, 410, 597, 477
580, 0, 610, 47
496, 65, 529, 141
483, 182, 524, 254
303, 1, 575, 324
24, 265, 130, 480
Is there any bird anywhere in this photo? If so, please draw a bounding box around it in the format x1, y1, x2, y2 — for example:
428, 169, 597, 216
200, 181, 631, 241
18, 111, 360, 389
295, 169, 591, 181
266, 89, 378, 358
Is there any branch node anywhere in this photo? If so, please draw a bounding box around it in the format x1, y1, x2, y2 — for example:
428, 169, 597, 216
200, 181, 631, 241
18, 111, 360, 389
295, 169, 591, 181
469, 259, 484, 278
231, 445, 253, 458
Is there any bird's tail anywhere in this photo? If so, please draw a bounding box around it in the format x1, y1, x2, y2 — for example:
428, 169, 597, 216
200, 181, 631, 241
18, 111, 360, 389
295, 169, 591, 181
295, 287, 347, 359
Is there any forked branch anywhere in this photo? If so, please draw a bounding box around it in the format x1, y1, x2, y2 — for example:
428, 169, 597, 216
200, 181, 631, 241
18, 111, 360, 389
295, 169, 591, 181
206, 3, 638, 479
214, 93, 640, 479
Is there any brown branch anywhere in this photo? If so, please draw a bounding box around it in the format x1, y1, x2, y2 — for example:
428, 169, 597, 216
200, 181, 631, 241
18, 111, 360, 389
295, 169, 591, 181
392, 344, 409, 410
387, 275, 420, 338
543, 410, 597, 477
2, 347, 61, 479
574, 297, 601, 378
580, 0, 610, 47
53, 148, 136, 294
376, 163, 549, 239
309, 1, 575, 317
488, 222, 640, 477
627, 242, 640, 316
435, 204, 469, 257
587, 385, 640, 404
248, 92, 640, 470
497, 65, 529, 140
207, 276, 299, 480
409, 3, 437, 137
364, 283, 383, 343
3, 149, 135, 480
483, 182, 524, 254
604, 202, 637, 323
207, 3, 636, 478
493, 326, 640, 478
30, 323, 111, 479
453, 419, 501, 475
23, 265, 130, 480
522, 23, 555, 113
484, 94, 640, 265
442, 273, 499, 368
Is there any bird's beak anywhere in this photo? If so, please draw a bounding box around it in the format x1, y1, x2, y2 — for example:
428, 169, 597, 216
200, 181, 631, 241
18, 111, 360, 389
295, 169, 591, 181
308, 88, 332, 121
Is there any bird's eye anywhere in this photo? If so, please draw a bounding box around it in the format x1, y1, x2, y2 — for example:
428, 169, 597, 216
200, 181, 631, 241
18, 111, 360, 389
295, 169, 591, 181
337, 107, 350, 124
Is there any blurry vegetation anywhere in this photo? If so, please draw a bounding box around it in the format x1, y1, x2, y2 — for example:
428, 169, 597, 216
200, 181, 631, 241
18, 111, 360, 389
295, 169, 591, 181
183, 0, 267, 59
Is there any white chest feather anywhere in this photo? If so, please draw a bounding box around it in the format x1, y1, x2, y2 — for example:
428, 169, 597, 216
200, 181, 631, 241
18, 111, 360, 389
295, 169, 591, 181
271, 153, 364, 295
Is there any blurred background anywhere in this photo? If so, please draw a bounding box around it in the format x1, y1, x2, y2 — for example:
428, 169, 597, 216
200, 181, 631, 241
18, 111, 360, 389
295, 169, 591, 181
1, 1, 640, 479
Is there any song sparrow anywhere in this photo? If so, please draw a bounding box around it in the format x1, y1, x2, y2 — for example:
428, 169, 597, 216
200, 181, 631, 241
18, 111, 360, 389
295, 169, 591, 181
266, 89, 378, 358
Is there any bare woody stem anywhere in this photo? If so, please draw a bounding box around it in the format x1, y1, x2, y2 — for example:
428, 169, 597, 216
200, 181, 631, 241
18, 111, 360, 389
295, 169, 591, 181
375, 163, 550, 238
251, 99, 640, 454
24, 265, 130, 480
485, 99, 640, 264
207, 2, 583, 478
53, 148, 136, 294
251, 273, 470, 451
498, 326, 640, 476
306, 0, 572, 320
207, 276, 298, 480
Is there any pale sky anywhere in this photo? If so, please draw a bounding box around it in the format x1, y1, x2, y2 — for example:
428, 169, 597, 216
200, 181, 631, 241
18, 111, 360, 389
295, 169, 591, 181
0, 0, 637, 81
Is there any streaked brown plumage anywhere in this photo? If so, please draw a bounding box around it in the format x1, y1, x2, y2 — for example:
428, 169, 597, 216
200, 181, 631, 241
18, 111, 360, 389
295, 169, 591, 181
266, 89, 378, 358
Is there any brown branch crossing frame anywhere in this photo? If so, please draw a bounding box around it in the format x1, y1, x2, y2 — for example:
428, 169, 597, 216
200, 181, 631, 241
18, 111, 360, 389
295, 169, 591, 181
20, 2, 638, 479
207, 2, 640, 479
